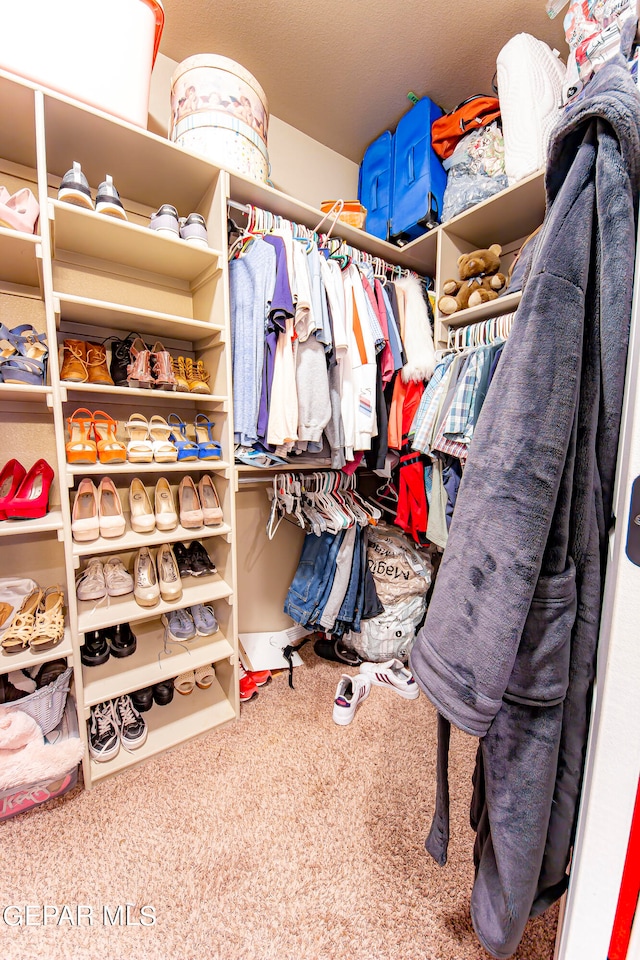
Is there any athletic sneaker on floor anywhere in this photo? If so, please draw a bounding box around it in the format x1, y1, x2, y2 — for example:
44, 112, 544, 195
332, 673, 371, 726
359, 658, 420, 700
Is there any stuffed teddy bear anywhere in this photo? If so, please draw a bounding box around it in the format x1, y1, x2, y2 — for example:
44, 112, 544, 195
438, 243, 507, 315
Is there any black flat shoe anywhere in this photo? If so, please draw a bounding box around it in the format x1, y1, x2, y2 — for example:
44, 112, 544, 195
153, 679, 174, 706
106, 621, 136, 658
131, 686, 154, 712
173, 541, 191, 578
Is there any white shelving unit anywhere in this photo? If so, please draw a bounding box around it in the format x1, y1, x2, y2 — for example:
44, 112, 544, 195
0, 65, 548, 792
0, 68, 240, 789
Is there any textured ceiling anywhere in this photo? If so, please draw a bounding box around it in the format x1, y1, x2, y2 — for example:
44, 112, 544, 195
158, 0, 568, 161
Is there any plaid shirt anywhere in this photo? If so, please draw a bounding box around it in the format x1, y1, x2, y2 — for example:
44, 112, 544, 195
410, 353, 456, 452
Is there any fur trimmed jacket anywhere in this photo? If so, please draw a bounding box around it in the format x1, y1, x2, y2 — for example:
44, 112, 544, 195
409, 29, 640, 960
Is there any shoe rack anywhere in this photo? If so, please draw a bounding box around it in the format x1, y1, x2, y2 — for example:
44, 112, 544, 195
0, 69, 239, 788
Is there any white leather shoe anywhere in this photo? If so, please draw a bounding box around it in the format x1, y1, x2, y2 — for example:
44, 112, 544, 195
71, 478, 99, 542
134, 546, 160, 607
156, 543, 183, 603
198, 474, 223, 526
129, 478, 155, 534
154, 477, 178, 531
98, 477, 125, 539
178, 475, 203, 529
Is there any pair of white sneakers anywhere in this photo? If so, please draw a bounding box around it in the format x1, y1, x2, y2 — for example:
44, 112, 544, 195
332, 657, 419, 726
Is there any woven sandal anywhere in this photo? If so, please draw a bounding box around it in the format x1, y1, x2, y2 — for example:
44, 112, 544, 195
0, 588, 42, 652
194, 663, 215, 689
174, 670, 195, 695
30, 586, 65, 650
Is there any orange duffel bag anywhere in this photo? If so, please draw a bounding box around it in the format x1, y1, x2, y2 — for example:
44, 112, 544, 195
431, 95, 501, 161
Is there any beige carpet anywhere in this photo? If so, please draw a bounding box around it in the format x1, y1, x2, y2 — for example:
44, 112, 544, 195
0, 647, 558, 960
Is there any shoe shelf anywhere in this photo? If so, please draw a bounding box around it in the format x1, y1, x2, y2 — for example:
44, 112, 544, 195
76, 573, 234, 635
89, 678, 236, 783
0, 627, 73, 675
0, 383, 53, 405
0, 508, 64, 539
53, 293, 224, 346
72, 521, 232, 561
61, 381, 228, 410
66, 460, 231, 480
439, 290, 523, 330
49, 200, 223, 287
0, 227, 42, 291
82, 622, 234, 710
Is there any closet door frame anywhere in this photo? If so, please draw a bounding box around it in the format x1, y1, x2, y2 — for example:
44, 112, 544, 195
556, 219, 640, 959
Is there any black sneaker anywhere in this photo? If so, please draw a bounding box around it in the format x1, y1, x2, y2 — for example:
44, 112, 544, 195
153, 679, 174, 706
105, 621, 136, 658
187, 540, 216, 577
173, 541, 191, 578
113, 694, 147, 752
131, 686, 154, 713
81, 630, 110, 667
88, 701, 120, 762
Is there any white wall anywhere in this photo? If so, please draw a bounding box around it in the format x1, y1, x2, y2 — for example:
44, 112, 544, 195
148, 53, 359, 208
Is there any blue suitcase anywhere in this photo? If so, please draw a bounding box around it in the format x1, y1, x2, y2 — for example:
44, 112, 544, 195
389, 97, 447, 246
358, 130, 394, 241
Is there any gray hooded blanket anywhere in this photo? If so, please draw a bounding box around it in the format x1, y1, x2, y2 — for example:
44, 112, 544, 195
409, 31, 640, 960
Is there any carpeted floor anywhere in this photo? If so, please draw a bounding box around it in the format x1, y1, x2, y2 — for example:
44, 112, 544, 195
0, 648, 559, 960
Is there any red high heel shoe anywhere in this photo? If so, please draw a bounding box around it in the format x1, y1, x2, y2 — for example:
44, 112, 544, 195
4, 459, 54, 520
0, 459, 26, 520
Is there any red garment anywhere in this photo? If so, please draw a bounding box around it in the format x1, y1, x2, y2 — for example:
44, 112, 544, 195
395, 380, 428, 544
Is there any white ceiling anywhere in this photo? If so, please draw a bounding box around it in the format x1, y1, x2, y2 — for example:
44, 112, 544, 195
158, 0, 568, 162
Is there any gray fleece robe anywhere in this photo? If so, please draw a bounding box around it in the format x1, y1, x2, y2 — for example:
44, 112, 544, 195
409, 29, 640, 960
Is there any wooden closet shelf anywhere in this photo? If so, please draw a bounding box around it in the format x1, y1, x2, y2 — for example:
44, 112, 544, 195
62, 382, 228, 409
0, 628, 73, 674
0, 384, 52, 405
0, 228, 42, 289
89, 679, 236, 783
67, 460, 231, 480
49, 200, 222, 285
82, 621, 234, 709
54, 293, 225, 345
0, 509, 63, 539
76, 573, 234, 634
72, 521, 232, 560
440, 291, 523, 329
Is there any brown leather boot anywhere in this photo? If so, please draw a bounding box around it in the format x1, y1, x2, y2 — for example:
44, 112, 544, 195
185, 357, 211, 394
60, 339, 88, 382
86, 341, 115, 385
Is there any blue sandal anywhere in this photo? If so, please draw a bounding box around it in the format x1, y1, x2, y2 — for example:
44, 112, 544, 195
0, 324, 48, 385
167, 414, 199, 461
194, 415, 222, 460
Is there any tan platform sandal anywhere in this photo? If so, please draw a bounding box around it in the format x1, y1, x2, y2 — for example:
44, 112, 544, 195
30, 586, 65, 650
174, 670, 195, 695
195, 663, 215, 689
0, 587, 42, 652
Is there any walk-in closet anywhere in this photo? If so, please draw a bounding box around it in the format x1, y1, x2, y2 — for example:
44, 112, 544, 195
0, 2, 639, 959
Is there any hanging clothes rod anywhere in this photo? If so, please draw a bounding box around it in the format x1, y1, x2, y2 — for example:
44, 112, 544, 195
226, 199, 424, 280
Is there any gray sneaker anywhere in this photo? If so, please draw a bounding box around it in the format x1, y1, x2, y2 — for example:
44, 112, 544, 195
161, 607, 196, 642
190, 603, 219, 636
149, 203, 179, 238
58, 160, 94, 210
96, 174, 127, 221
179, 212, 208, 247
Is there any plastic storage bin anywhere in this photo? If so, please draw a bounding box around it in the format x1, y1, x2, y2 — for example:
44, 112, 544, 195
170, 54, 270, 183
0, 0, 164, 128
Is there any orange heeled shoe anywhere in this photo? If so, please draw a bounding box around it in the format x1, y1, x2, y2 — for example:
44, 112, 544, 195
92, 410, 127, 464
66, 408, 97, 464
